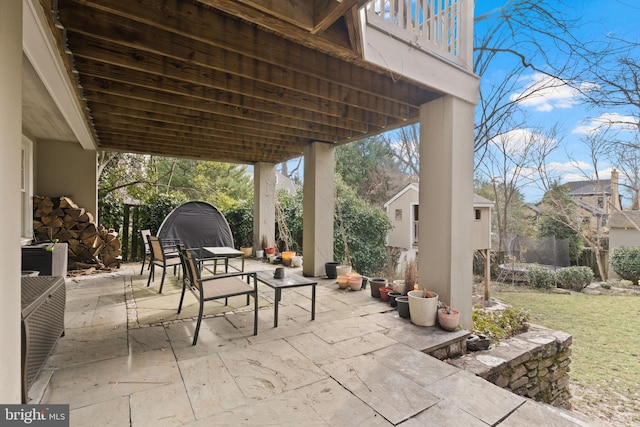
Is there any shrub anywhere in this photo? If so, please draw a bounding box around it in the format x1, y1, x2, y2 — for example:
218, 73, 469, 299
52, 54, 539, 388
556, 266, 594, 291
525, 266, 556, 289
472, 307, 530, 342
610, 246, 640, 284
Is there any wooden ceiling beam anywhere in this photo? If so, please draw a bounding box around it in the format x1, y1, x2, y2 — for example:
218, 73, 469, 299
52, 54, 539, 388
80, 78, 371, 137
67, 32, 414, 122
72, 52, 397, 129
199, 0, 354, 53
85, 94, 341, 142
312, 0, 361, 34
95, 117, 307, 148
98, 132, 303, 162
57, 0, 432, 107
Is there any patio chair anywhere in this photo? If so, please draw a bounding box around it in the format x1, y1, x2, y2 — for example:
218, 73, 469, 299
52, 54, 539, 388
140, 229, 152, 275
146, 235, 182, 293
178, 245, 258, 345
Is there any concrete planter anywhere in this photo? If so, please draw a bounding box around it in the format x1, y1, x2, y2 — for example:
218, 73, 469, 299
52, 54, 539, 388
407, 290, 438, 326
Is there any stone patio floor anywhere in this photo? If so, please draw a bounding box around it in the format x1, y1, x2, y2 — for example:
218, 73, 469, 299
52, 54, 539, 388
29, 259, 605, 426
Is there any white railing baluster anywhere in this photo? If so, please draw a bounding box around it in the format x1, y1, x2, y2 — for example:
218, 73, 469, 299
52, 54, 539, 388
365, 0, 471, 70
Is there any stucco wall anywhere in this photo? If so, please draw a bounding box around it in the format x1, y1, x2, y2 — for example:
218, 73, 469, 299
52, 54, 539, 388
386, 187, 418, 250
35, 139, 97, 221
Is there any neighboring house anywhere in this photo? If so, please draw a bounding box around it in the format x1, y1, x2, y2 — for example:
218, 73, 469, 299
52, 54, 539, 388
276, 171, 296, 194
383, 183, 494, 251
563, 169, 622, 235
608, 209, 640, 280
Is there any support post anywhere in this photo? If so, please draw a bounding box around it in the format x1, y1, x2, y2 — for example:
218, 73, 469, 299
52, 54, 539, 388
0, 0, 24, 403
253, 162, 276, 252
303, 142, 335, 277
418, 95, 475, 329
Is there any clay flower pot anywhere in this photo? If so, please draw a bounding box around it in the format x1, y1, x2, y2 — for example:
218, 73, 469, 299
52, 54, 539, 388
396, 296, 410, 318
437, 308, 460, 332
369, 278, 387, 298
407, 290, 438, 326
337, 275, 350, 289
325, 262, 340, 279
379, 286, 394, 302
388, 291, 402, 307
348, 274, 363, 291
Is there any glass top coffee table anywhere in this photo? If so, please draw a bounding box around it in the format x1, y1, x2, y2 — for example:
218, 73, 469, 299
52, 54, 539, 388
202, 246, 245, 273
255, 270, 316, 327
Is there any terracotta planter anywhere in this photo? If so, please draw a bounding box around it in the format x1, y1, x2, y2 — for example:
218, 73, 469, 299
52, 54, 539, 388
437, 308, 460, 332
379, 286, 394, 302
240, 246, 253, 257
265, 247, 276, 255
369, 278, 387, 298
348, 274, 363, 291
337, 275, 350, 289
407, 290, 439, 326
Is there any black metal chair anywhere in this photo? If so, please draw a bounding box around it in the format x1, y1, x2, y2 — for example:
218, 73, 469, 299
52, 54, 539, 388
140, 229, 152, 275
146, 235, 182, 293
178, 245, 258, 345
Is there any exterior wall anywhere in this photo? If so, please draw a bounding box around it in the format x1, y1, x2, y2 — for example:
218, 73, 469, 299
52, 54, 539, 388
609, 228, 640, 279
472, 206, 491, 250
35, 139, 97, 221
386, 187, 418, 249
0, 0, 24, 403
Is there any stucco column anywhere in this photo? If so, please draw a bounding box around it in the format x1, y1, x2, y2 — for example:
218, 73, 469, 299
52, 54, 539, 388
253, 162, 276, 251
0, 0, 23, 403
303, 142, 335, 277
418, 96, 475, 329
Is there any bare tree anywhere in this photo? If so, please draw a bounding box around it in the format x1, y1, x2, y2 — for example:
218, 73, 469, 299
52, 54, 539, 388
478, 125, 560, 250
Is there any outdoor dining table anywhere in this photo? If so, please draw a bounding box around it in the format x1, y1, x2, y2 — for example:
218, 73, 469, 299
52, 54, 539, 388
202, 246, 245, 273
255, 270, 316, 328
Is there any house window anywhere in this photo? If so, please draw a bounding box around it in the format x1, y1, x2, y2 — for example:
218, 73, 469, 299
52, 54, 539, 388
475, 209, 481, 220
597, 197, 604, 208
395, 209, 402, 220
21, 137, 34, 241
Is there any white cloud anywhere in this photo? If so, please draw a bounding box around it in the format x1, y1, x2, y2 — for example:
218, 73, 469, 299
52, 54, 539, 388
572, 112, 638, 134
490, 128, 550, 155
510, 73, 595, 112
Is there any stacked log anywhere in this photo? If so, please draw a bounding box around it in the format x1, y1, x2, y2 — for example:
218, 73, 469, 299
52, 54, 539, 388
32, 196, 121, 270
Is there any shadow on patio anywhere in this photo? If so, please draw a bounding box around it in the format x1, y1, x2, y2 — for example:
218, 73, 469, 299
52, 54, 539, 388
30, 260, 598, 426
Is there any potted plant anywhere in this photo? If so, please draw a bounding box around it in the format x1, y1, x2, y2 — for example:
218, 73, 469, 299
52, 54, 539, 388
437, 302, 460, 331
404, 256, 439, 326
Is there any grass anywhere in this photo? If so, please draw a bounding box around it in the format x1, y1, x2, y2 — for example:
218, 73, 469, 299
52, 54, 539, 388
494, 290, 640, 426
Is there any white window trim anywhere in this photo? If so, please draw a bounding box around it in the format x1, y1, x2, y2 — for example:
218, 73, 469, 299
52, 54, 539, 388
21, 135, 34, 244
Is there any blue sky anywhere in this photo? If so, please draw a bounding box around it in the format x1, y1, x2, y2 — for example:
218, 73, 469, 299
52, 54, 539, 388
474, 0, 640, 203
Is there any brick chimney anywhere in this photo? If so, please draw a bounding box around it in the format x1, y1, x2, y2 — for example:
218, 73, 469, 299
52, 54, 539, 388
610, 168, 621, 211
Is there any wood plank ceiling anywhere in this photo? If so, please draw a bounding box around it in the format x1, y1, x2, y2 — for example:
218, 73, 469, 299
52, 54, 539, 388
44, 0, 443, 164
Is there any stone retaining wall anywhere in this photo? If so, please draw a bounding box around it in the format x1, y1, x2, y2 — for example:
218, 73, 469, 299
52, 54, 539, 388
450, 325, 572, 409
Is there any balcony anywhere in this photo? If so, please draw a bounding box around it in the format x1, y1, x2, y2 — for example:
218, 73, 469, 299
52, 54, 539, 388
365, 0, 474, 71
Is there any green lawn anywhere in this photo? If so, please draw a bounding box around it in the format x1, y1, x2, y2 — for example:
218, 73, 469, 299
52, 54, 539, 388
494, 291, 640, 425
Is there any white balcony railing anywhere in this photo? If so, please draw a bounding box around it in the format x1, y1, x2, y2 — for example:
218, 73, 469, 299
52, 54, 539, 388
365, 0, 473, 70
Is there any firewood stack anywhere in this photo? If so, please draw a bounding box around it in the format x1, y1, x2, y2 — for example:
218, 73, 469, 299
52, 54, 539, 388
32, 196, 121, 270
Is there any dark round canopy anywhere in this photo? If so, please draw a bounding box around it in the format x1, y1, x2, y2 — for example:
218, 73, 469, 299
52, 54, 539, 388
157, 201, 234, 249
